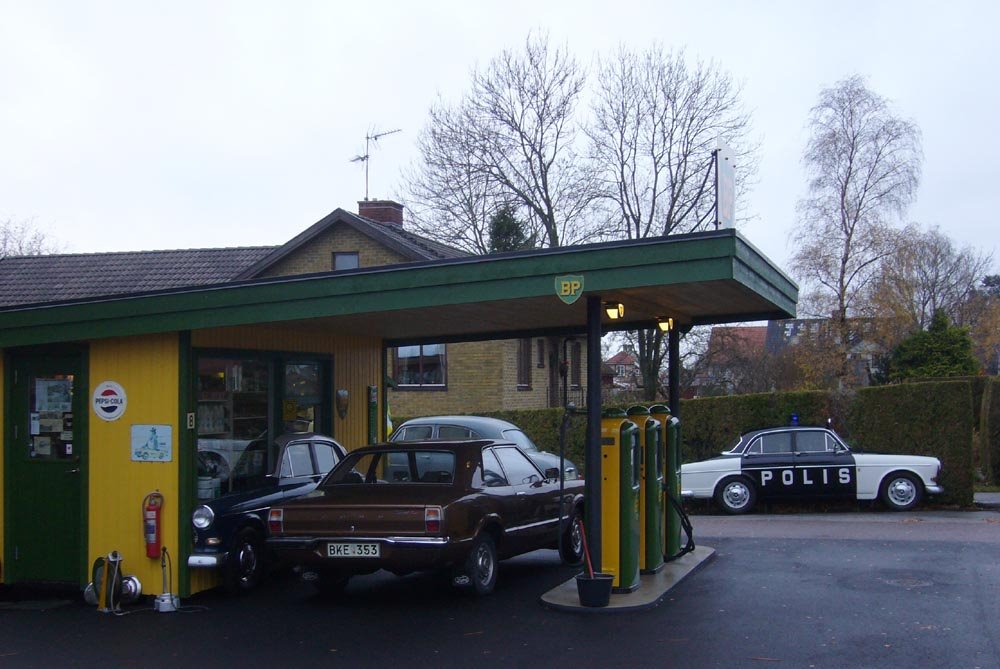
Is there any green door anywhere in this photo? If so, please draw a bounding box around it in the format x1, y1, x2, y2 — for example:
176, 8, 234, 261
4, 352, 87, 585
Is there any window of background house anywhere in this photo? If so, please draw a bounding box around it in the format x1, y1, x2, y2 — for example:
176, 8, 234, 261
536, 339, 545, 368
393, 344, 447, 388
333, 252, 359, 270
517, 339, 532, 389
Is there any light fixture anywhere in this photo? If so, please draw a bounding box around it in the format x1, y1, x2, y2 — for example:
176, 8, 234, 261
657, 317, 674, 332
604, 302, 624, 320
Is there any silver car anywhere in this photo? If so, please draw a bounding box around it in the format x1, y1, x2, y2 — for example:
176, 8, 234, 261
389, 415, 579, 480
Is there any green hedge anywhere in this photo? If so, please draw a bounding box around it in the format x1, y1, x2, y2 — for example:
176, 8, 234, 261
847, 381, 973, 506
986, 378, 1000, 484
398, 380, 983, 504
680, 391, 832, 464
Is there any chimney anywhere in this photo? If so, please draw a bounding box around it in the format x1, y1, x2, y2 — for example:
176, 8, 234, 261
358, 200, 404, 227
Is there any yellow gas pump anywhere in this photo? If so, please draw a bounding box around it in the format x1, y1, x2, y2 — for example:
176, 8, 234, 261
600, 409, 641, 592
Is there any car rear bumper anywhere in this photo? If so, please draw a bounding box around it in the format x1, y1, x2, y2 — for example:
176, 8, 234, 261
926, 484, 944, 495
269, 535, 465, 573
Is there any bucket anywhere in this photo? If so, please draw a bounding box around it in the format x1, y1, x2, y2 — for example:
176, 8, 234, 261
197, 477, 215, 500
575, 572, 614, 607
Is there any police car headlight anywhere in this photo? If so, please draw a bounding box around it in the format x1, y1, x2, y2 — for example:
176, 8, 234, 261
192, 505, 215, 530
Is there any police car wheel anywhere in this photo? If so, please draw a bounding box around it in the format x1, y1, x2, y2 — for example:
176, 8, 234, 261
715, 476, 757, 514
880, 472, 922, 511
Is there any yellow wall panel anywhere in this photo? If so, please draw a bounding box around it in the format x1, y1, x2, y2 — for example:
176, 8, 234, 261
88, 334, 180, 594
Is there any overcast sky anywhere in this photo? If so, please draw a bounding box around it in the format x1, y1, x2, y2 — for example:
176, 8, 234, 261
1, 0, 996, 275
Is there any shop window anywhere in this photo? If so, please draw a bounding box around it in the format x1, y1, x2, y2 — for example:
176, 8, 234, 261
393, 344, 447, 388
517, 339, 532, 389
333, 252, 359, 270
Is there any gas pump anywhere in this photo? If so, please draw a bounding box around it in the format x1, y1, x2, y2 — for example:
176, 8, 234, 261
627, 406, 663, 574
600, 409, 641, 593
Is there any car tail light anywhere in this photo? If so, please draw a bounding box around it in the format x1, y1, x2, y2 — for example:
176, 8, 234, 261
424, 506, 442, 534
268, 508, 284, 534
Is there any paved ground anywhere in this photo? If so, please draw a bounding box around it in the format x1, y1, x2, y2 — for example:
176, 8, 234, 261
2, 506, 999, 669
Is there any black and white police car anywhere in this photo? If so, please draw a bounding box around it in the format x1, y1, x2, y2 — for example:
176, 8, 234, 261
681, 426, 943, 514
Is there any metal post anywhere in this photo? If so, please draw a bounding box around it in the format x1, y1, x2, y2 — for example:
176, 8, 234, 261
668, 328, 680, 416
585, 296, 603, 571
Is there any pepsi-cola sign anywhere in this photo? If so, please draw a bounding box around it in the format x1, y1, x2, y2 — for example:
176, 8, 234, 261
92, 381, 127, 421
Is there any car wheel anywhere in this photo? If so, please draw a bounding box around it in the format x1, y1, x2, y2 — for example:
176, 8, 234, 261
559, 508, 584, 566
463, 533, 498, 596
224, 528, 264, 593
314, 571, 351, 597
880, 472, 922, 511
715, 476, 757, 514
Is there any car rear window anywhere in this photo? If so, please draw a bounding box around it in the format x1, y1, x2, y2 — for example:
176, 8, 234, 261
326, 451, 456, 485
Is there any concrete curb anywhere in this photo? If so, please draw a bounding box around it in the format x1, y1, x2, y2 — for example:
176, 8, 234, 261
539, 545, 716, 613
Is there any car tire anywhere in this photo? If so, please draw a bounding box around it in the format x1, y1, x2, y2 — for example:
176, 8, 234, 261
314, 571, 351, 597
463, 533, 498, 596
223, 528, 265, 594
559, 507, 584, 566
715, 476, 757, 514
880, 472, 923, 511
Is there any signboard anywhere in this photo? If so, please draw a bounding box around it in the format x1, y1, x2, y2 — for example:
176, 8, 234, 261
92, 381, 127, 421
131, 424, 173, 462
715, 139, 736, 229
555, 275, 584, 305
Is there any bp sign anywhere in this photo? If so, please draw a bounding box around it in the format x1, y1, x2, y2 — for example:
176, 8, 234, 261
92, 381, 127, 421
555, 275, 584, 304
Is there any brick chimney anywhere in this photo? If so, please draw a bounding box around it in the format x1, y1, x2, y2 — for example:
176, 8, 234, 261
358, 199, 404, 227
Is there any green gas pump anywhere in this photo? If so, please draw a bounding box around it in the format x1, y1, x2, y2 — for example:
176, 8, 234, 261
628, 406, 664, 574
650, 405, 681, 559
600, 409, 641, 593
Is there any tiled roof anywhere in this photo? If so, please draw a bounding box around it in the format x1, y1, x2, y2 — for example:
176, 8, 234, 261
0, 247, 275, 307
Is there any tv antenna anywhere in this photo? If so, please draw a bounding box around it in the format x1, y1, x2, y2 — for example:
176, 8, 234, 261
350, 127, 401, 200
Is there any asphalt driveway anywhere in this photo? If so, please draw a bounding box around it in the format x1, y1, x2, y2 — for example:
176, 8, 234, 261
2, 508, 998, 669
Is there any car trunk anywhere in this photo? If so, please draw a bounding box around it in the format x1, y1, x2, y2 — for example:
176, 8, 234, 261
280, 485, 457, 537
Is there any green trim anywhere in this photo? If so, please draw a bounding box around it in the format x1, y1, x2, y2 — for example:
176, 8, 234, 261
0, 231, 797, 347
177, 331, 193, 597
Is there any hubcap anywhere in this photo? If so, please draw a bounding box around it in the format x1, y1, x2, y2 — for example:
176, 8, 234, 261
237, 542, 257, 582
888, 478, 916, 507
724, 482, 750, 509
475, 543, 494, 586
570, 522, 583, 556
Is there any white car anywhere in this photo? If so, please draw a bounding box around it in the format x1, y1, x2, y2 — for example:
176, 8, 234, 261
681, 426, 943, 514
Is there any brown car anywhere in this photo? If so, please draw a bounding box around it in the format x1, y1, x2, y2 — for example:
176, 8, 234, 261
267, 439, 585, 596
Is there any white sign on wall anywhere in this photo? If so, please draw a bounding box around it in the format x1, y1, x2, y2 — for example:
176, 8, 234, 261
131, 424, 173, 462
92, 381, 127, 421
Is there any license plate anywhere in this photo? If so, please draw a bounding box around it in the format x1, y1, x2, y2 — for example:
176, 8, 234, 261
327, 542, 380, 558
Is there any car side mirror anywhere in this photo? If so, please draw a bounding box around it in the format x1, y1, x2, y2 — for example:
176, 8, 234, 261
544, 467, 560, 480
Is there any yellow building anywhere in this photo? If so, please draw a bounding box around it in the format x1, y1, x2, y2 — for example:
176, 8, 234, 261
0, 208, 797, 596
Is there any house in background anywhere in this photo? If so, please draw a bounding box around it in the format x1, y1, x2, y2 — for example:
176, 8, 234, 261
0, 199, 588, 424
605, 349, 642, 392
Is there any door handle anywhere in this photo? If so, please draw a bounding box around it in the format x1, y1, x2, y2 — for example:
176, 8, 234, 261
65, 468, 81, 474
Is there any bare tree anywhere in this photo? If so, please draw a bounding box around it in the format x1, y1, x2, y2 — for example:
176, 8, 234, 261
404, 31, 599, 252
588, 45, 757, 399
1, 217, 58, 257
791, 75, 922, 386
867, 225, 993, 334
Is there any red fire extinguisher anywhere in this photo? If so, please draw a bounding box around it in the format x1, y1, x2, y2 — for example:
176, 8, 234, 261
143, 492, 164, 559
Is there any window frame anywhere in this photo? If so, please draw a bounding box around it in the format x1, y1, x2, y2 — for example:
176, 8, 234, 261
392, 344, 448, 390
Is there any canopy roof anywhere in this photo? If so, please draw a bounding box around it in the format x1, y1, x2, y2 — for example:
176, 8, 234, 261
0, 229, 796, 348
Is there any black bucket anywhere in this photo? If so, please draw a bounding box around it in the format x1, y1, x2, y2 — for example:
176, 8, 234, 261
575, 573, 614, 607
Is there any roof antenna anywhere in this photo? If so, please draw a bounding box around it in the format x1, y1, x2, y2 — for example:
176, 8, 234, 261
350, 127, 402, 201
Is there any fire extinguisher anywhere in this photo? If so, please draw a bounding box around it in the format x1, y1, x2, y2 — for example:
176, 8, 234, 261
143, 492, 164, 559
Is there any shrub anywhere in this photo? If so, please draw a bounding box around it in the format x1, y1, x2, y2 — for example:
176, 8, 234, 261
848, 381, 973, 505
986, 378, 1000, 484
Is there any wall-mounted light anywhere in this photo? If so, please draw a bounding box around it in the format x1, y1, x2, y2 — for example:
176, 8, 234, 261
657, 317, 674, 332
604, 302, 624, 320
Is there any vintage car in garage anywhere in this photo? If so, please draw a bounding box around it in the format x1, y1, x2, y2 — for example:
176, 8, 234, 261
390, 415, 580, 481
188, 432, 347, 592
681, 426, 943, 514
267, 439, 585, 596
